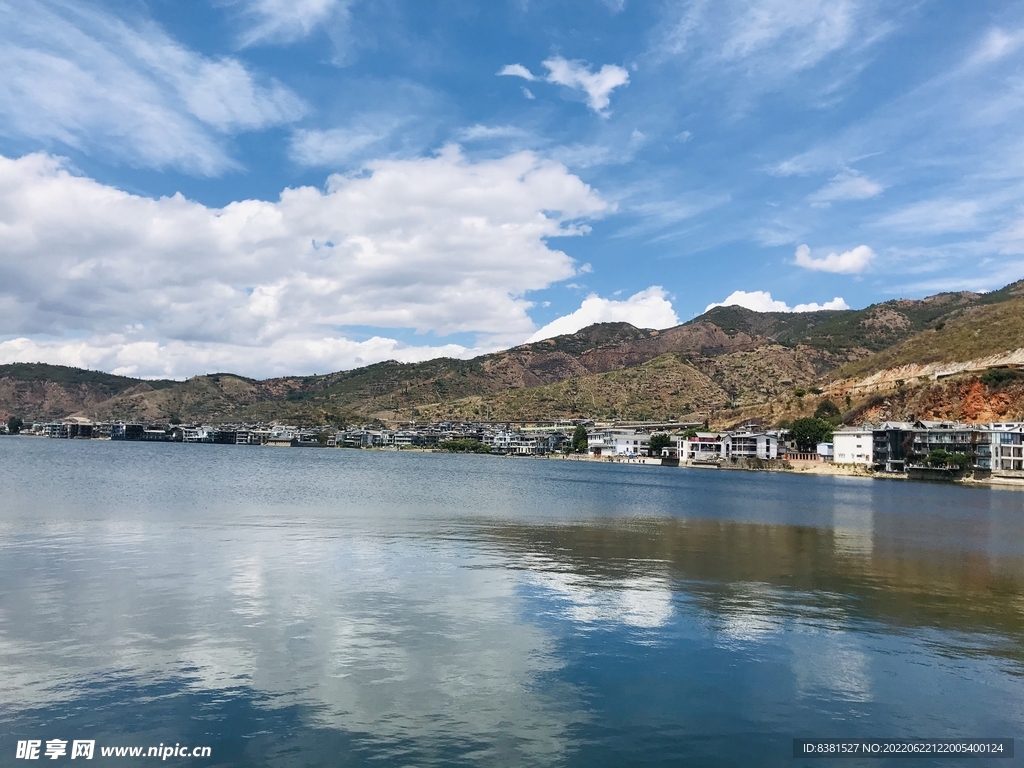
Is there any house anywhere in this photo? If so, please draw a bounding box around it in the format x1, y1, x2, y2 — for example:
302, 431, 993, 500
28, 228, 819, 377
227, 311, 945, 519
832, 426, 874, 465
871, 421, 915, 472
266, 436, 297, 447
587, 428, 651, 457
982, 423, 1024, 473
679, 432, 729, 463
728, 432, 778, 460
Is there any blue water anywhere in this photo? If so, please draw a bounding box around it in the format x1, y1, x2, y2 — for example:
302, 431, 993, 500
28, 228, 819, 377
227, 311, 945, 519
1, 438, 1023, 766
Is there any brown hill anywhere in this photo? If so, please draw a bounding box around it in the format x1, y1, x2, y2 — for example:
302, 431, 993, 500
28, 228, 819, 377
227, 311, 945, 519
2, 279, 1023, 426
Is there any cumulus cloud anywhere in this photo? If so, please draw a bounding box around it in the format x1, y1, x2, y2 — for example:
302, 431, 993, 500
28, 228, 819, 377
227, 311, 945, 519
809, 171, 883, 205
794, 243, 875, 273
498, 57, 630, 114
0, 149, 609, 378
0, 335, 478, 381
498, 63, 537, 81
527, 287, 679, 342
0, 2, 305, 175
704, 291, 849, 314
542, 57, 630, 113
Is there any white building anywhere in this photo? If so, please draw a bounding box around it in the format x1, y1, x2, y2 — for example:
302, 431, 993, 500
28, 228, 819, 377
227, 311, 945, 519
588, 428, 651, 457
729, 432, 779, 460
676, 432, 778, 462
984, 423, 1024, 473
832, 426, 873, 465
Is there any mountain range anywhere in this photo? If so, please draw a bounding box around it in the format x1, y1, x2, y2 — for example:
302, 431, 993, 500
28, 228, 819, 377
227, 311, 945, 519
3, 280, 1023, 428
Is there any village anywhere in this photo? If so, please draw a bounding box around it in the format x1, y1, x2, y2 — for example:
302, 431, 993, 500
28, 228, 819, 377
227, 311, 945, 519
8, 414, 1024, 485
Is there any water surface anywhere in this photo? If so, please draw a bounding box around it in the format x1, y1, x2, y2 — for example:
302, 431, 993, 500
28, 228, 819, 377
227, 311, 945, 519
1, 439, 1023, 766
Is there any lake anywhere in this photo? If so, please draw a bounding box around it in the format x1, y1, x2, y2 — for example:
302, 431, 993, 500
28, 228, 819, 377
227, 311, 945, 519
1, 438, 1023, 766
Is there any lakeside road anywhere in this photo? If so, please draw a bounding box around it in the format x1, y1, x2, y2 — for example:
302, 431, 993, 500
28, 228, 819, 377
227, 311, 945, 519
551, 450, 1024, 489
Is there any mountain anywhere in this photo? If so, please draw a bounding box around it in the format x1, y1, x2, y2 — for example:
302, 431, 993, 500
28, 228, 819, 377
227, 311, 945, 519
2, 280, 1023, 426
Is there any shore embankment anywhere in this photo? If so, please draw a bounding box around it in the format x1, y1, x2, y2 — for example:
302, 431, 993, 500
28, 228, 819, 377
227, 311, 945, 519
551, 451, 1024, 488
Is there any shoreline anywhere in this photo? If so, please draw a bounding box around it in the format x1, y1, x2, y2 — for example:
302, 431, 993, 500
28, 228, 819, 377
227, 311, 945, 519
6, 435, 1022, 489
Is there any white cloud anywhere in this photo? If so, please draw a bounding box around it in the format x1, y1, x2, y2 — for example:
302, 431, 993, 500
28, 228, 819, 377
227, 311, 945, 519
498, 57, 630, 114
0, 334, 482, 381
456, 124, 529, 142
527, 287, 679, 342
808, 171, 883, 205
794, 243, 875, 273
875, 199, 980, 234
657, 0, 891, 103
704, 291, 849, 314
227, 0, 352, 46
966, 27, 1024, 68
498, 64, 537, 81
289, 120, 402, 166
0, 149, 609, 378
522, 87, 536, 100
542, 57, 630, 114
0, 2, 305, 175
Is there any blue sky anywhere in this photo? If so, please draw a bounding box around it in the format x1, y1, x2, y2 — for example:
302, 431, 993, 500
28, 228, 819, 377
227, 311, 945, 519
1, 0, 1023, 378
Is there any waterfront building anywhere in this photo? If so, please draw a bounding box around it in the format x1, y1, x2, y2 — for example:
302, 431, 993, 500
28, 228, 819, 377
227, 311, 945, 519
984, 423, 1024, 474
587, 428, 651, 457
872, 422, 915, 472
833, 426, 874, 465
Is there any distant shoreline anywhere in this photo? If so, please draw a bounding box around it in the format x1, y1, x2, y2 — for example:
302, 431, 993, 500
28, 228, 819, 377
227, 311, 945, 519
5, 434, 1023, 489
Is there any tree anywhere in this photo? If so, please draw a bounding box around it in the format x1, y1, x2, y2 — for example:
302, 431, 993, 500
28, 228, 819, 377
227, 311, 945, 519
813, 399, 842, 425
788, 417, 833, 452
6, 416, 23, 435
439, 438, 491, 453
682, 428, 699, 438
572, 425, 588, 453
649, 433, 672, 456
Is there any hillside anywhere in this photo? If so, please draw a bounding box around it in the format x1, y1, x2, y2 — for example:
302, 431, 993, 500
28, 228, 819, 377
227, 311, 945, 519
0, 364, 175, 421
2, 279, 1023, 426
837, 296, 1024, 379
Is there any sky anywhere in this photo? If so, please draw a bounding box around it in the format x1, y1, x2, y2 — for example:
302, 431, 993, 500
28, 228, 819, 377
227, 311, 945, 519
1, 0, 1023, 379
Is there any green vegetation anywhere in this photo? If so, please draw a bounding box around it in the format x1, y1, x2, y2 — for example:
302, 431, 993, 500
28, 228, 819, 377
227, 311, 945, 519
682, 427, 699, 438
6, 416, 23, 434
839, 297, 1024, 379
813, 399, 842, 425
980, 368, 1021, 388
572, 425, 588, 453
922, 449, 972, 470
649, 433, 672, 455
438, 438, 491, 453
788, 417, 833, 452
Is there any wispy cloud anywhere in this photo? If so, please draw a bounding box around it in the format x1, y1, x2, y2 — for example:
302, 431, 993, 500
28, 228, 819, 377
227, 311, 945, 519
808, 171, 883, 205
875, 199, 980, 234
456, 124, 530, 142
0, 1, 305, 174
498, 57, 630, 114
224, 0, 353, 46
654, 0, 893, 104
